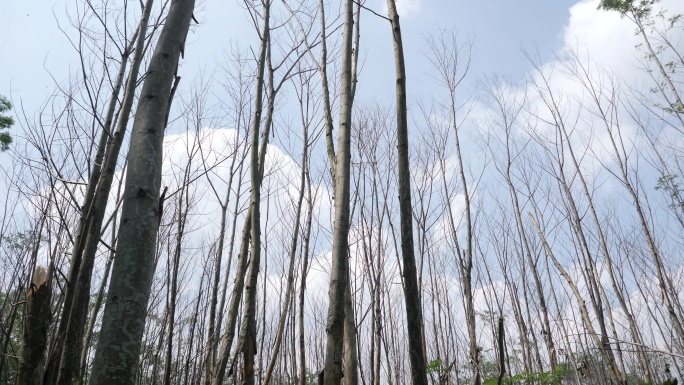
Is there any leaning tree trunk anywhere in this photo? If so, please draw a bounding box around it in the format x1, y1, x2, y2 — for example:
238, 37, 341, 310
56, 3, 155, 384
385, 1, 428, 385
88, 1, 195, 384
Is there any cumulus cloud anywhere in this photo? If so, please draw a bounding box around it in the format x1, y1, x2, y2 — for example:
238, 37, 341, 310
562, 0, 684, 75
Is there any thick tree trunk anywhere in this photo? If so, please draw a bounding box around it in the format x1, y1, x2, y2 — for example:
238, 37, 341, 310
88, 1, 195, 383
385, 2, 428, 385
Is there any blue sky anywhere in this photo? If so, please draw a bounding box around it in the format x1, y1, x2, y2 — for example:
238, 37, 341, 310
1, 0, 578, 115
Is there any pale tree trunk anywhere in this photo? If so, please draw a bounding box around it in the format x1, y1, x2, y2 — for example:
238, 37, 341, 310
425, 28, 479, 385
528, 60, 624, 384
79, 188, 121, 383
529, 214, 622, 384
385, 1, 428, 385
321, 0, 354, 382
343, 4, 362, 384
342, 282, 358, 385
88, 1, 195, 383
211, 209, 252, 385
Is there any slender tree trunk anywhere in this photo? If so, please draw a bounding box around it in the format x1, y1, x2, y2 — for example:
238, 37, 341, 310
204, 155, 238, 385
385, 1, 428, 385
240, 4, 272, 385
79, 219, 117, 381
212, 5, 274, 385
496, 317, 505, 385
529, 213, 621, 384
164, 173, 190, 385
343, 282, 358, 385
263, 122, 309, 385
88, 1, 195, 383
321, 0, 354, 381
56, 3, 155, 384
298, 176, 313, 385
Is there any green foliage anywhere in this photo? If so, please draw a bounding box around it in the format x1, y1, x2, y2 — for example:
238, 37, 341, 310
598, 0, 659, 19
0, 95, 13, 151
426, 358, 443, 373
1, 231, 42, 258
482, 366, 571, 385
0, 290, 25, 384
655, 174, 684, 209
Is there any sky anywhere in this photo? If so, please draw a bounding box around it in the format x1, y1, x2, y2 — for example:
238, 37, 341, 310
0, 0, 580, 117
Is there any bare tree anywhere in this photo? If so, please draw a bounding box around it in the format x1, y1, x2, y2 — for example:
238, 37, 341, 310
385, 1, 428, 385
88, 1, 196, 383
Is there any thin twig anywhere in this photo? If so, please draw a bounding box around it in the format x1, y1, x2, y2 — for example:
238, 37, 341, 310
353, 0, 390, 21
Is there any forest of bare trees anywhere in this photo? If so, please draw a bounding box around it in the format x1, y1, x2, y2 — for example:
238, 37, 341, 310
0, 0, 683, 384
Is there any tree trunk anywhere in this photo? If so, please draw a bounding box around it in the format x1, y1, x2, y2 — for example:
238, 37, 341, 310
15, 266, 52, 385
88, 1, 195, 383
385, 1, 428, 385
321, 0, 354, 382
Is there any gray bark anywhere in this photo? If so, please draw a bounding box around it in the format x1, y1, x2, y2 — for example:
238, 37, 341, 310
321, 0, 354, 382
239, 4, 272, 381
298, 176, 313, 385
385, 2, 428, 385
88, 1, 195, 383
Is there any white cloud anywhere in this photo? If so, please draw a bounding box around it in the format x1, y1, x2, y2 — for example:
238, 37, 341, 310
379, 0, 421, 18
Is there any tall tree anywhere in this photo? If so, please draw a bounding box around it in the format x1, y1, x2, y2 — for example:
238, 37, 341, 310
88, 1, 196, 383
321, 0, 355, 382
385, 1, 428, 385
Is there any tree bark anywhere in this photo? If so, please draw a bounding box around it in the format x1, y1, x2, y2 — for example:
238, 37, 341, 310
88, 1, 195, 383
321, 0, 354, 382
15, 266, 52, 385
385, 2, 428, 385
